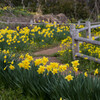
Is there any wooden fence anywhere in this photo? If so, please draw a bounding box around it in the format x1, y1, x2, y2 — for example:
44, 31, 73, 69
0, 20, 45, 25
0, 19, 100, 26
70, 21, 100, 63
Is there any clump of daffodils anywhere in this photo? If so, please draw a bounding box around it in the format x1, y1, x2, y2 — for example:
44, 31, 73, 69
34, 57, 69, 75
18, 53, 33, 70
64, 60, 80, 82
58, 36, 72, 56
71, 60, 79, 73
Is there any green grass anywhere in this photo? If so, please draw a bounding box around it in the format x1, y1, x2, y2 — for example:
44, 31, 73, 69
0, 87, 43, 100
0, 7, 32, 17
0, 75, 44, 100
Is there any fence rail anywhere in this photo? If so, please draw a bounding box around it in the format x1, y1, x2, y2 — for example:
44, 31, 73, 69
91, 25, 100, 28
70, 21, 100, 63
76, 53, 100, 63
78, 27, 88, 32
0, 20, 45, 25
74, 37, 100, 45
0, 19, 100, 26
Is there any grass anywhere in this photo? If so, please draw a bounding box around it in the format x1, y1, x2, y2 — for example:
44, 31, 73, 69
0, 76, 44, 100
50, 52, 60, 57
0, 87, 42, 100
0, 6, 32, 17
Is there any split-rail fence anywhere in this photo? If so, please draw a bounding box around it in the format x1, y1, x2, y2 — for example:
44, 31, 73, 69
70, 21, 100, 63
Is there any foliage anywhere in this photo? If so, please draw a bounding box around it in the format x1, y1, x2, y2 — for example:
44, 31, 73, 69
0, 0, 94, 20
0, 6, 32, 17
0, 51, 100, 99
0, 23, 70, 52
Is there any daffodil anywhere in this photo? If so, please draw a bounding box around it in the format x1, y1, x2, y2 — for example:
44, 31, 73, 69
73, 67, 78, 72
65, 74, 74, 81
71, 60, 80, 67
84, 72, 88, 77
94, 68, 99, 75
9, 65, 15, 70
37, 65, 45, 74
4, 55, 7, 59
34, 58, 42, 66
52, 68, 58, 75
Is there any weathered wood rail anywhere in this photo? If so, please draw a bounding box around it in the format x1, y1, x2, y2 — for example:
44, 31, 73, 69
70, 21, 100, 63
0, 20, 46, 25
0, 19, 100, 26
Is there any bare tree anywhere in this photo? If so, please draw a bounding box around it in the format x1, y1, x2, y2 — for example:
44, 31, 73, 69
95, 0, 99, 21
4, 0, 12, 7
21, 0, 25, 9
37, 0, 42, 14
74, 0, 77, 18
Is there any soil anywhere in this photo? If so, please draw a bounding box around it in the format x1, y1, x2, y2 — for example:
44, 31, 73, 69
34, 46, 61, 55
33, 45, 61, 64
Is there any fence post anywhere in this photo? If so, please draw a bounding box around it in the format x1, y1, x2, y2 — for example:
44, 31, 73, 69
7, 19, 10, 28
34, 19, 36, 23
85, 21, 91, 39
30, 19, 33, 26
7, 19, 10, 24
78, 20, 80, 26
70, 24, 75, 37
70, 24, 79, 60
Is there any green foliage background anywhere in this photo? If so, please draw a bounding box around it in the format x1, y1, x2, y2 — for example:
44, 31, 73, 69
0, 0, 99, 20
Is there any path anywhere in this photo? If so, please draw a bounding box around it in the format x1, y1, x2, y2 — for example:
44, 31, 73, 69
33, 45, 61, 64
34, 46, 61, 55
